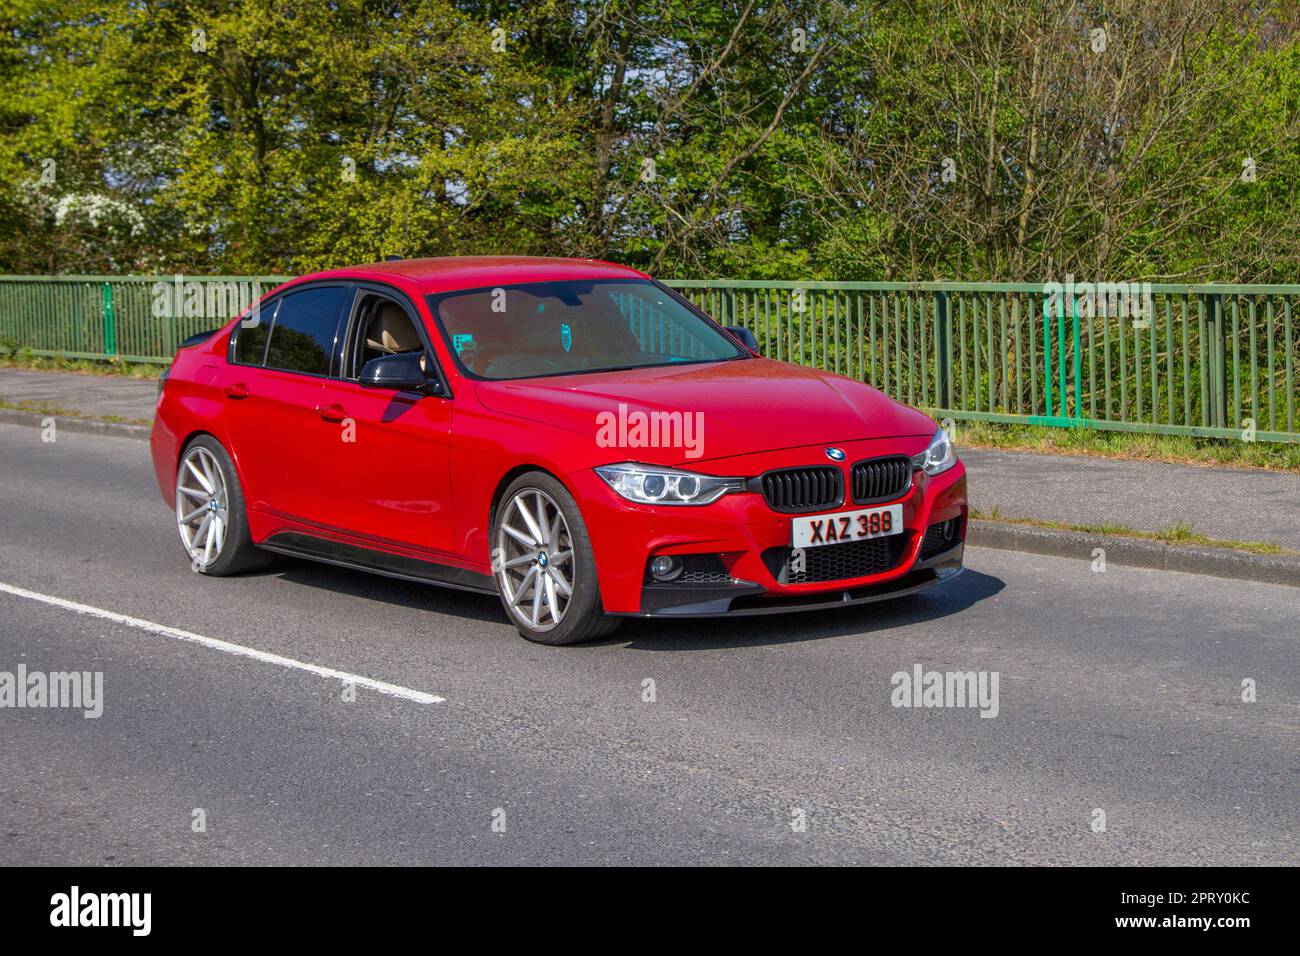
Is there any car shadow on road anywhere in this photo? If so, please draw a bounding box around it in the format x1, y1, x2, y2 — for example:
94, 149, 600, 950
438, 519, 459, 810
604, 569, 1006, 651
264, 556, 506, 624
253, 555, 1004, 650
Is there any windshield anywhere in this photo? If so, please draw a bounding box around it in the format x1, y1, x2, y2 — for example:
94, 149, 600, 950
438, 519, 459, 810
427, 279, 746, 380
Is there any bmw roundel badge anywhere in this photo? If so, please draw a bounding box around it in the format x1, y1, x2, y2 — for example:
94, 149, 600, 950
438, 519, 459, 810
825, 447, 846, 462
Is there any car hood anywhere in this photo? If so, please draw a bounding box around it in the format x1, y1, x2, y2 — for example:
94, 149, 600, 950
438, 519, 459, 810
472, 357, 936, 467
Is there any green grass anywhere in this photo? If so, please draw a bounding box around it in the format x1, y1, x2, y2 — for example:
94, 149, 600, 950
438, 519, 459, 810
946, 418, 1300, 472
0, 348, 165, 379
0, 396, 151, 426
970, 507, 1294, 556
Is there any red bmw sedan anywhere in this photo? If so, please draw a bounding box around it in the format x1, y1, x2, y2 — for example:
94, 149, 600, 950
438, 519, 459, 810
151, 257, 967, 644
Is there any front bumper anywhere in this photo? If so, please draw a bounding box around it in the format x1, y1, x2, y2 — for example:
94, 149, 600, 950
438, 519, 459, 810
630, 548, 964, 618
570, 436, 968, 616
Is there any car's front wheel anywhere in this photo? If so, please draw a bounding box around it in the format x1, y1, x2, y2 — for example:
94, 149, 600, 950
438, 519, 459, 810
492, 472, 621, 645
174, 435, 271, 576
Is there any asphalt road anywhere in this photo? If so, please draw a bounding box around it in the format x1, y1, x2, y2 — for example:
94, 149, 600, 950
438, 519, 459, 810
0, 422, 1296, 865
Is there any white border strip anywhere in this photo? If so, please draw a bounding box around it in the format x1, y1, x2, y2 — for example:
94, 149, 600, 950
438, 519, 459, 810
0, 580, 444, 705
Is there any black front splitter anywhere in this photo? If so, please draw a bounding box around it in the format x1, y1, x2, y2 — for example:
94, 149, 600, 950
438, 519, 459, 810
619, 549, 964, 618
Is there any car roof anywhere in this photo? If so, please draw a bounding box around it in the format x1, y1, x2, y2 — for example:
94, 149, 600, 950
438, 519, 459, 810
292, 256, 650, 296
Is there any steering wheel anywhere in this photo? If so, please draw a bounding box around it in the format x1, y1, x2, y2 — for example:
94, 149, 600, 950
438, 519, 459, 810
461, 343, 507, 372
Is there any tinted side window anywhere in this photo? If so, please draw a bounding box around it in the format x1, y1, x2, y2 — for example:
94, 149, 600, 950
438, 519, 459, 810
232, 303, 274, 365
264, 286, 347, 375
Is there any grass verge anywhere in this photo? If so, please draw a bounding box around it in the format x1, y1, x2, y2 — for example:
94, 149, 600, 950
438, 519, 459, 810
0, 351, 166, 379
0, 396, 151, 427
971, 507, 1295, 557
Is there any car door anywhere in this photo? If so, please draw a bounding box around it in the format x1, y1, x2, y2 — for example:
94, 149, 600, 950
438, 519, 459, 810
311, 285, 455, 557
219, 284, 349, 522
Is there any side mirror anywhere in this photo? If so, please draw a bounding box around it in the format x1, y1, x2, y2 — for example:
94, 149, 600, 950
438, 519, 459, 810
359, 352, 443, 395
724, 325, 760, 353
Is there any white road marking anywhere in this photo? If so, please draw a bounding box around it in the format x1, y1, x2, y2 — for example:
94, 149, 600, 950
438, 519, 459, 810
0, 580, 445, 705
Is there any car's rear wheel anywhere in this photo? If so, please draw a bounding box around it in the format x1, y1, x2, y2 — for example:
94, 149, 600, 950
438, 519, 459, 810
492, 472, 621, 645
175, 435, 270, 576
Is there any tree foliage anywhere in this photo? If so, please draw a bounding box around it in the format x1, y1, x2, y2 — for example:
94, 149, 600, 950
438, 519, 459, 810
2, 0, 1297, 280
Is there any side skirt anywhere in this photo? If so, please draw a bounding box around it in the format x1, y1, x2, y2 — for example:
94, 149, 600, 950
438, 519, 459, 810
260, 531, 496, 595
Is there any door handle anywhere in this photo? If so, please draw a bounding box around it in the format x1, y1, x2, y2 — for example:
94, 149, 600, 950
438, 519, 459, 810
223, 382, 249, 399
317, 403, 347, 423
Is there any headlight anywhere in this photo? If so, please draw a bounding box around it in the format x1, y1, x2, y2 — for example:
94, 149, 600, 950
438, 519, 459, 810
595, 463, 746, 506
912, 427, 956, 476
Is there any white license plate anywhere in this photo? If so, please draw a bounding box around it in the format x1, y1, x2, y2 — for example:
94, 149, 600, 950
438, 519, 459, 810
791, 504, 903, 549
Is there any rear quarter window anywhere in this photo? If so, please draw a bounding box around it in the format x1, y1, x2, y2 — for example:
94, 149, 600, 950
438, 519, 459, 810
263, 286, 348, 375
231, 306, 273, 366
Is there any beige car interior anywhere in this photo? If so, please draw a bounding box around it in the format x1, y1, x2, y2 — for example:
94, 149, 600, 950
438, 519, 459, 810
367, 302, 423, 353
354, 297, 424, 377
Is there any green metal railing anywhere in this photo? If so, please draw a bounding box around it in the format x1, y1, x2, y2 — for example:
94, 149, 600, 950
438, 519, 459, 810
665, 280, 1300, 443
0, 275, 286, 364
1, 275, 1297, 442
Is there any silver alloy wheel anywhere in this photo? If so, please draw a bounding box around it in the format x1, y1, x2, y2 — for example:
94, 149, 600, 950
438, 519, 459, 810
175, 445, 229, 570
495, 488, 574, 632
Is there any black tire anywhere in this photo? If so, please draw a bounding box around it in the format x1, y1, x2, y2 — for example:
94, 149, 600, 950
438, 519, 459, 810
175, 434, 273, 576
491, 471, 622, 645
